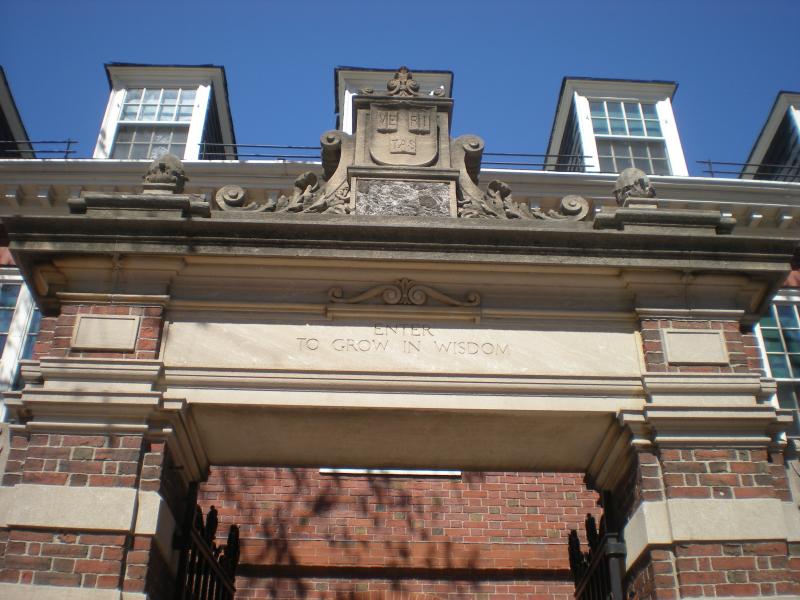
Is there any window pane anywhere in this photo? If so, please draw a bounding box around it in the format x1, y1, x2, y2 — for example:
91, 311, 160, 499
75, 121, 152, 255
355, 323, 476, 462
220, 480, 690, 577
624, 102, 642, 118
790, 354, 800, 377
0, 284, 21, 307
599, 157, 615, 172
629, 140, 648, 158
126, 88, 143, 102
761, 308, 778, 328
642, 103, 658, 119
651, 159, 670, 175
607, 102, 623, 118
769, 354, 791, 378
111, 143, 131, 159
171, 130, 188, 144
633, 158, 650, 171
592, 118, 609, 134
153, 130, 172, 145
150, 145, 170, 159
645, 120, 662, 136
616, 156, 634, 169
762, 328, 784, 352
590, 101, 605, 117
0, 334, 6, 355
610, 118, 626, 134
22, 335, 36, 359
649, 143, 666, 159
158, 105, 176, 121
163, 89, 178, 102
177, 106, 193, 121
170, 144, 185, 158
180, 89, 196, 105
131, 145, 149, 159
787, 330, 800, 353
143, 89, 160, 103
778, 305, 798, 328
0, 310, 13, 331
612, 140, 632, 156
141, 105, 157, 120
116, 128, 134, 142
628, 120, 645, 136
121, 105, 139, 120
596, 140, 612, 155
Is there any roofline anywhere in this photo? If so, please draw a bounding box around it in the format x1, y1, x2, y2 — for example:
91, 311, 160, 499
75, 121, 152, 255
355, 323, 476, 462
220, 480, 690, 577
545, 76, 680, 165
103, 62, 237, 148
333, 65, 455, 115
0, 66, 34, 157
742, 90, 800, 175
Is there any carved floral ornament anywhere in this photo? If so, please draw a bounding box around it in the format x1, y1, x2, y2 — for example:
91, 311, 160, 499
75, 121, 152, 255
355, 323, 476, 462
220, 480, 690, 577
359, 66, 446, 98
328, 278, 480, 307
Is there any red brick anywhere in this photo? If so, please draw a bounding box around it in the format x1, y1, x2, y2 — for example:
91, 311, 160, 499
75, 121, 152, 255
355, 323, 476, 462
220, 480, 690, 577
74, 559, 121, 574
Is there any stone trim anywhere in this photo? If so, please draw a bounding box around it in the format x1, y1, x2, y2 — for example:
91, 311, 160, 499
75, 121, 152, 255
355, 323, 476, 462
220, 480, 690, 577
0, 486, 172, 534
623, 497, 797, 569
0, 582, 145, 600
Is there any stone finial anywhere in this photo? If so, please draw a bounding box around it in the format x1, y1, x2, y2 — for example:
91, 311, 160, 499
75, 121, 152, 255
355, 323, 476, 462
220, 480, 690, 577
613, 168, 656, 207
143, 154, 188, 194
386, 66, 420, 97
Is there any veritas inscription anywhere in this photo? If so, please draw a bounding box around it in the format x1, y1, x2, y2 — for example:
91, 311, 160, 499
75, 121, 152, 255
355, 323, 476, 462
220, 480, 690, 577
296, 323, 510, 356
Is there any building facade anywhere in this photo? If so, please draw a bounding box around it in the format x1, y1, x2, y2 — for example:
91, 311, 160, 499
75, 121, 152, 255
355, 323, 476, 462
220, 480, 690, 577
0, 66, 799, 600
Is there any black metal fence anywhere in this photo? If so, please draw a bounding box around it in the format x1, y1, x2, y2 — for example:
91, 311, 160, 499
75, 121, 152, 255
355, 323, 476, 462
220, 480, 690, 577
174, 503, 240, 600
568, 514, 626, 600
698, 159, 800, 181
0, 139, 77, 159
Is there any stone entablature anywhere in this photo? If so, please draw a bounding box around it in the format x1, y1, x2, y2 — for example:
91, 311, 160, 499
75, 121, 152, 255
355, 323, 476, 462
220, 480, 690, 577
3, 67, 800, 600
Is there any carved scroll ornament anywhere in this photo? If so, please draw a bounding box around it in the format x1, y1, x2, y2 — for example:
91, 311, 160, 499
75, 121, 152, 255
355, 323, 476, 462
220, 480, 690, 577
214, 173, 350, 215
328, 278, 480, 307
451, 136, 591, 221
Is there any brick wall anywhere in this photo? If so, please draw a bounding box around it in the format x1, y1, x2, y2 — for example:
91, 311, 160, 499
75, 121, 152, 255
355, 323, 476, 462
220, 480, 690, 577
198, 468, 601, 599
33, 303, 164, 360
659, 448, 787, 501
674, 541, 797, 597
0, 431, 184, 598
640, 319, 763, 375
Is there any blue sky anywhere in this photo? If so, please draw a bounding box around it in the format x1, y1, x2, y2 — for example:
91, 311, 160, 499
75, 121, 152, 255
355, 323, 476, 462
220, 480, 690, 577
2, 0, 798, 175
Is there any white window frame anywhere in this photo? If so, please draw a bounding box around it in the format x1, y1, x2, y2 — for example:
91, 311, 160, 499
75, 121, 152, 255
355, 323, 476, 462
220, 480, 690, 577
547, 80, 688, 176
320, 468, 461, 477
0, 269, 38, 420
93, 67, 226, 161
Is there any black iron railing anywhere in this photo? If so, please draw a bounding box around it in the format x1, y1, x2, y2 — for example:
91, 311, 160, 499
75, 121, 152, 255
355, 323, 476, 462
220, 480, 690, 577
568, 514, 626, 600
698, 159, 800, 180
174, 503, 240, 600
200, 142, 594, 170
0, 139, 77, 159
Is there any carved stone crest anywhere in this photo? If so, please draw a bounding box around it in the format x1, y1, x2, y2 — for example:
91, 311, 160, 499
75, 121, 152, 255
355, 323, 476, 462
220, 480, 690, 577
369, 104, 438, 167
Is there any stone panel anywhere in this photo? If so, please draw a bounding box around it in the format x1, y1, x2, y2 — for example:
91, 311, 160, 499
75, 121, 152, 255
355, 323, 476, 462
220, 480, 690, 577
355, 179, 452, 216
164, 319, 641, 376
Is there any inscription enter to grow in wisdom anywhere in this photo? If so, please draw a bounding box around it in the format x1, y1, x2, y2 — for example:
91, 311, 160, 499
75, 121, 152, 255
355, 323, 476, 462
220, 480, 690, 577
296, 324, 509, 356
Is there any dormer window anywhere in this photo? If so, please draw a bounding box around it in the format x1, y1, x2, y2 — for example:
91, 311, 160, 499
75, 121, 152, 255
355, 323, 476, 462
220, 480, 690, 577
94, 64, 237, 161
111, 88, 196, 159
546, 78, 688, 176
590, 100, 670, 174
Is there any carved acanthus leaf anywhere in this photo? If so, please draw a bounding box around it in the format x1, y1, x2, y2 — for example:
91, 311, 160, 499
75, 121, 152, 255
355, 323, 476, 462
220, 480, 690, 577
458, 180, 590, 222
328, 278, 480, 307
214, 173, 351, 215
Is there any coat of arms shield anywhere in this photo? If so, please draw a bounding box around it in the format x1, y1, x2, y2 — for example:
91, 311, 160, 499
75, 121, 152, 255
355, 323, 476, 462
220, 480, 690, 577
369, 104, 438, 167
